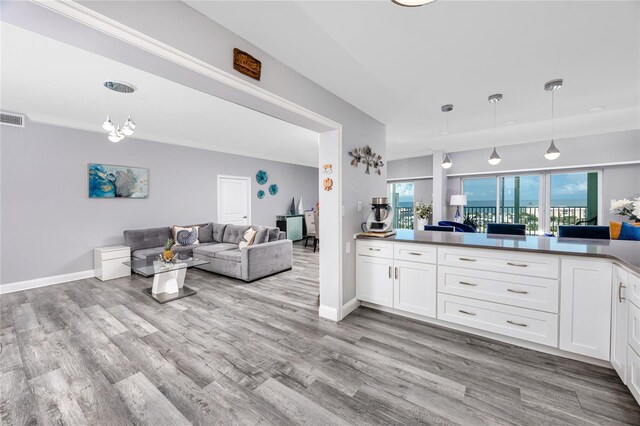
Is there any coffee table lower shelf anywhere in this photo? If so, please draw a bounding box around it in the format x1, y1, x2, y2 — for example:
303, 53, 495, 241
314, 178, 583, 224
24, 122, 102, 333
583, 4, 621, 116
143, 286, 197, 304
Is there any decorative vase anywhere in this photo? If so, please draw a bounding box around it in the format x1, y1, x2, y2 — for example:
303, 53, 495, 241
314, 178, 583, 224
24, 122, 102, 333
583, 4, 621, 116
298, 198, 304, 215
417, 218, 427, 230
289, 197, 296, 215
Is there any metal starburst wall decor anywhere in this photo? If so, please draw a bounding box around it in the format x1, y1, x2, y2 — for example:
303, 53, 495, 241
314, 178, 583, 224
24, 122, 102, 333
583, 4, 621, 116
348, 145, 384, 175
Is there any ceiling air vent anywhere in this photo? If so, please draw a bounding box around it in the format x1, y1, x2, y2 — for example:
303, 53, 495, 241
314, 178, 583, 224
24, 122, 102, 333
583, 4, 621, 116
0, 112, 25, 128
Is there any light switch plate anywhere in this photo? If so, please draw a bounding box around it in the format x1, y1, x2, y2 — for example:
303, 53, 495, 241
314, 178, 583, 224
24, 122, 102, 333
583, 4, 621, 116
357, 200, 363, 212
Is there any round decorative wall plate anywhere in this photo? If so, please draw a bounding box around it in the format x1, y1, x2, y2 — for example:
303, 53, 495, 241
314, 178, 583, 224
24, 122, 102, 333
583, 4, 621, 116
269, 184, 279, 195
256, 170, 268, 185
257, 190, 265, 199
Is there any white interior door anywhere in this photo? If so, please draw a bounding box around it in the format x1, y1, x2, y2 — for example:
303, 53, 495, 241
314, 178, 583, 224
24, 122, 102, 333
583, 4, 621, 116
218, 175, 251, 225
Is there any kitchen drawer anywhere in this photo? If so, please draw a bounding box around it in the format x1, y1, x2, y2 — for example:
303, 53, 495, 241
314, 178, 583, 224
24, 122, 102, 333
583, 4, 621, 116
356, 240, 394, 259
629, 300, 640, 357
629, 271, 640, 310
438, 294, 558, 347
438, 247, 559, 279
438, 266, 559, 313
394, 243, 437, 264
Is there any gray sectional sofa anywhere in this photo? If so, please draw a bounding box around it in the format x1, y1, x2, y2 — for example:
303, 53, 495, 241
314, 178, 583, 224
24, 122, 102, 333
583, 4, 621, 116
123, 223, 293, 282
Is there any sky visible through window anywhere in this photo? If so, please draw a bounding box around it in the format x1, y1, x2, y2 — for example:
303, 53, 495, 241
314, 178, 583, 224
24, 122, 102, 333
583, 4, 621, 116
464, 173, 588, 207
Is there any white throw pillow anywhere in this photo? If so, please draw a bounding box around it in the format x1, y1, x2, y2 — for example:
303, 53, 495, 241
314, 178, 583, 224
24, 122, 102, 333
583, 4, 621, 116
172, 225, 200, 246
239, 227, 257, 250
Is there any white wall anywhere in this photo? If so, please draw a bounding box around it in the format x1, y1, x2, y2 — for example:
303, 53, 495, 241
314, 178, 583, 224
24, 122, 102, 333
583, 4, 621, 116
0, 120, 318, 284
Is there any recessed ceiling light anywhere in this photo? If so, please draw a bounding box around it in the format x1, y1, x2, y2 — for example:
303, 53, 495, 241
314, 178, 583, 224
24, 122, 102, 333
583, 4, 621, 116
392, 0, 437, 7
587, 106, 605, 112
504, 120, 518, 125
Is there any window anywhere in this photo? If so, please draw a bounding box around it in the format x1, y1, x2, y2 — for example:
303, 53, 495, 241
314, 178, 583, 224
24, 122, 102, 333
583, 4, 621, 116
548, 172, 599, 233
388, 182, 414, 229
463, 177, 497, 232
462, 171, 600, 235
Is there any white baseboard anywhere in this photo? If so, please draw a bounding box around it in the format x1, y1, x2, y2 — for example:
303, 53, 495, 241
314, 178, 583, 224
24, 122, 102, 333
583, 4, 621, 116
341, 297, 360, 319
319, 304, 339, 321
0, 270, 95, 294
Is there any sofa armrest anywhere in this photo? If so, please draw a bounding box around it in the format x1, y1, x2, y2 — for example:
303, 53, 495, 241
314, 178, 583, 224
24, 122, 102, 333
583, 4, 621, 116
241, 239, 293, 282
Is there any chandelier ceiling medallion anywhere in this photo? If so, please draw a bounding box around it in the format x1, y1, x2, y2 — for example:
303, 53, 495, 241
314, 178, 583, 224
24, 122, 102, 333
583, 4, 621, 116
101, 81, 136, 143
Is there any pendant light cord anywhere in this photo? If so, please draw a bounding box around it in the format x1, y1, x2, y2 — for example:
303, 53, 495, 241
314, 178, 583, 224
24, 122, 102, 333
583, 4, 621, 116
551, 90, 555, 141
493, 100, 497, 144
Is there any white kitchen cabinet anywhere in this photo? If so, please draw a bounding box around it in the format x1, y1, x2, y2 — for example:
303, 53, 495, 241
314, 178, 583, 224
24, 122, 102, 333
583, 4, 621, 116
628, 345, 640, 405
559, 259, 612, 361
393, 260, 437, 318
356, 255, 394, 307
612, 265, 629, 383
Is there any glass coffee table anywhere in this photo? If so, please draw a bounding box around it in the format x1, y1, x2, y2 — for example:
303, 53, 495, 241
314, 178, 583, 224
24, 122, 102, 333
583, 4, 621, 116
123, 257, 210, 303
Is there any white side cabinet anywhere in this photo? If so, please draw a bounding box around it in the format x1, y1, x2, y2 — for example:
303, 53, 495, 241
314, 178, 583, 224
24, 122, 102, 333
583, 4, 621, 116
394, 260, 437, 318
94, 246, 131, 281
612, 265, 630, 382
356, 255, 393, 307
559, 258, 612, 361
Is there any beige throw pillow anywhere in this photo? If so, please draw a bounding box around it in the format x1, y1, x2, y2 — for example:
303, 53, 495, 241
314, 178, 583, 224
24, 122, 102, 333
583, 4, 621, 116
172, 225, 200, 246
239, 227, 257, 249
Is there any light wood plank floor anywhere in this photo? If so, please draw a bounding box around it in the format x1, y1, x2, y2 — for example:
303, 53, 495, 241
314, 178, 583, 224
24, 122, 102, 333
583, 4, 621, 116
2, 241, 640, 425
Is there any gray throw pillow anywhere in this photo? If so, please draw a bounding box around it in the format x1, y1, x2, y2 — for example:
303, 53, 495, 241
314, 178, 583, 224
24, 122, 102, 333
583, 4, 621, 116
199, 223, 214, 243
253, 226, 269, 245
267, 227, 280, 242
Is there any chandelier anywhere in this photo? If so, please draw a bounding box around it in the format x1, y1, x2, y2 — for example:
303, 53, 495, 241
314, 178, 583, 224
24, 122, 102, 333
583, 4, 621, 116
101, 81, 136, 143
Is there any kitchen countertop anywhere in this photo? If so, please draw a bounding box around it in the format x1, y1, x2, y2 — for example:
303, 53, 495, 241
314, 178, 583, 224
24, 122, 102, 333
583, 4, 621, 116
356, 229, 640, 275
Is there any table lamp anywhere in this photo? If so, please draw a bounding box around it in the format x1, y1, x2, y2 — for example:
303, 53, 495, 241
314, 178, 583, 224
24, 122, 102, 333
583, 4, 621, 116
450, 195, 467, 223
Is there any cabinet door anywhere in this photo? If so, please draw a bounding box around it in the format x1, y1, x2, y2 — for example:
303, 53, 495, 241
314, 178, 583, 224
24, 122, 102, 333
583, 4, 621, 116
612, 265, 629, 383
394, 260, 437, 318
560, 259, 612, 361
628, 346, 640, 405
356, 256, 393, 307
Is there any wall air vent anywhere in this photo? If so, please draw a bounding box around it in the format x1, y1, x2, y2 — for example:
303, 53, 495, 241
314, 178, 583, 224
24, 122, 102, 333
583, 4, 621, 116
0, 112, 25, 128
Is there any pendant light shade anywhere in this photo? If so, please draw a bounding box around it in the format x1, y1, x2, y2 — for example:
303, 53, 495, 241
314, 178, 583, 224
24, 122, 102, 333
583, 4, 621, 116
122, 123, 134, 136
102, 115, 114, 131
544, 140, 560, 160
392, 0, 437, 7
126, 115, 136, 130
544, 79, 562, 160
488, 147, 502, 165
441, 153, 452, 169
107, 131, 120, 143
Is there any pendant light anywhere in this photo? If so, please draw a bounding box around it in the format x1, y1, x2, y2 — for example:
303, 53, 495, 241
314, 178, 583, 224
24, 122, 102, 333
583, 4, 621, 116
488, 93, 502, 166
544, 79, 562, 160
440, 104, 453, 169
102, 114, 114, 131
102, 81, 136, 142
392, 0, 437, 7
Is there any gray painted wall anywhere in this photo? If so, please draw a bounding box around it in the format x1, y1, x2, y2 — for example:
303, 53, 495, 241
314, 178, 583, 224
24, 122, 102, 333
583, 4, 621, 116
0, 121, 318, 284
387, 156, 433, 180
2, 1, 387, 304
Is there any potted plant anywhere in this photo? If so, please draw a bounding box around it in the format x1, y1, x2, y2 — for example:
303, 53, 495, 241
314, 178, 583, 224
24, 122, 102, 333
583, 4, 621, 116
610, 197, 640, 223
414, 200, 433, 230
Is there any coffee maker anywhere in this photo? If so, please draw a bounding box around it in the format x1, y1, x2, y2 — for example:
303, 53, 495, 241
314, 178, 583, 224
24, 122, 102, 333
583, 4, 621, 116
362, 197, 394, 233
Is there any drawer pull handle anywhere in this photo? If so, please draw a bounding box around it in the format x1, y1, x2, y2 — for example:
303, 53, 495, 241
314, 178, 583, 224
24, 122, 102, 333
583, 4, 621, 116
459, 257, 477, 262
619, 281, 627, 303
395, 267, 398, 280
507, 288, 529, 294
507, 320, 528, 327
507, 262, 528, 267
388, 266, 392, 279
458, 310, 476, 316
459, 281, 478, 287
369, 248, 382, 252
408, 252, 422, 256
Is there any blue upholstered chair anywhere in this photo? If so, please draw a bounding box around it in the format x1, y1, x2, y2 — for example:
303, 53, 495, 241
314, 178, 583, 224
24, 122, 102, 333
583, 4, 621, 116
437, 221, 476, 233
424, 225, 455, 232
558, 225, 610, 240
486, 223, 526, 236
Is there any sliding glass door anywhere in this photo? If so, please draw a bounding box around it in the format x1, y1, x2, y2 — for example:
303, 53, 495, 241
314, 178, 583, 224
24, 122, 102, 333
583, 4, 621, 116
548, 172, 598, 234
388, 182, 415, 230
463, 177, 497, 232
499, 175, 541, 234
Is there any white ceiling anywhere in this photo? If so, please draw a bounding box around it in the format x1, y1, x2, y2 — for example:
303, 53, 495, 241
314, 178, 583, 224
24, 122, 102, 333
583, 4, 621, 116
187, 0, 640, 160
0, 23, 320, 167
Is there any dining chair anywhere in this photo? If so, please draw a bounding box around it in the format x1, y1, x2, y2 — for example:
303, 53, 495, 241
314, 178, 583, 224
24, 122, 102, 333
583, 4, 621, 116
486, 223, 526, 236
423, 225, 455, 232
558, 225, 610, 240
304, 211, 317, 249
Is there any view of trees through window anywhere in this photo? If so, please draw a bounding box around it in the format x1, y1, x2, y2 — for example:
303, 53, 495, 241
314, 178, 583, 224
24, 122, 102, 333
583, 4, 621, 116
463, 172, 598, 235
389, 182, 414, 230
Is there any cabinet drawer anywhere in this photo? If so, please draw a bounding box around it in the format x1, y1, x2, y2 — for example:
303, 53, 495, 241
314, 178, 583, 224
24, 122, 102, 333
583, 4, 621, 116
629, 301, 640, 357
393, 243, 437, 264
100, 249, 130, 261
629, 271, 640, 310
438, 266, 559, 313
438, 294, 558, 347
97, 259, 131, 281
356, 241, 393, 259
438, 247, 559, 279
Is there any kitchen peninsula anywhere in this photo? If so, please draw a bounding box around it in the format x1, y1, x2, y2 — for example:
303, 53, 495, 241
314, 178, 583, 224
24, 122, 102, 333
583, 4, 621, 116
355, 229, 640, 404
